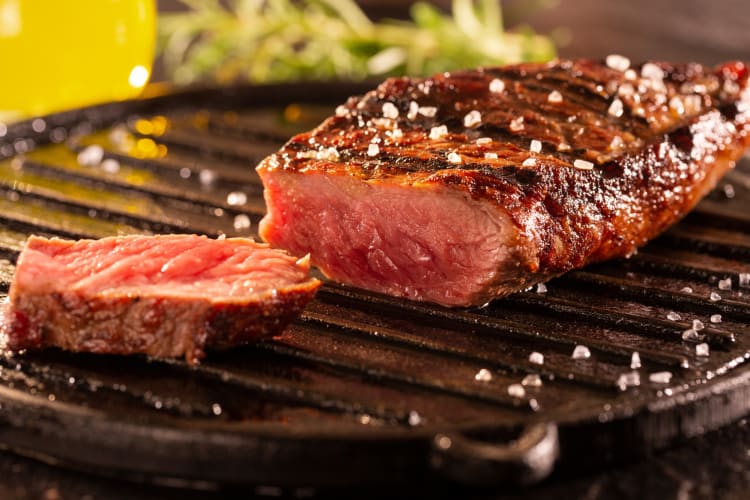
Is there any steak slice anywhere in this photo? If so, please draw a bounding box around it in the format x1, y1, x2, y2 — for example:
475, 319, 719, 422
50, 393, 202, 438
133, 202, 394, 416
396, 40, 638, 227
3, 234, 320, 363
257, 59, 750, 307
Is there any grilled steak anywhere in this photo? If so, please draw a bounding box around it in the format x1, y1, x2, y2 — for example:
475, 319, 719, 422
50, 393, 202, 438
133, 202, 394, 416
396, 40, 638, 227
3, 235, 320, 363
257, 59, 750, 307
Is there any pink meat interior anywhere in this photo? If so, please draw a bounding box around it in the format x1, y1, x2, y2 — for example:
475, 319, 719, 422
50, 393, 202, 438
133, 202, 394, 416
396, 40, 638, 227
259, 170, 525, 306
14, 234, 312, 300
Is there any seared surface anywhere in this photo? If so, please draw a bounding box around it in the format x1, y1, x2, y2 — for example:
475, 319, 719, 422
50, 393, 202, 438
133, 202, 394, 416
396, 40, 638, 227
258, 59, 750, 306
4, 235, 320, 363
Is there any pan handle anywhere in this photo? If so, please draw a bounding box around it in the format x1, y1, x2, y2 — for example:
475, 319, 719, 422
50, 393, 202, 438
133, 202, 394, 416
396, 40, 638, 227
429, 423, 559, 486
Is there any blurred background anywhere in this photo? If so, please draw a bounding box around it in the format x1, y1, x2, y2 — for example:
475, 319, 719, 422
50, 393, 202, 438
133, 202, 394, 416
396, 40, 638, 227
0, 0, 747, 121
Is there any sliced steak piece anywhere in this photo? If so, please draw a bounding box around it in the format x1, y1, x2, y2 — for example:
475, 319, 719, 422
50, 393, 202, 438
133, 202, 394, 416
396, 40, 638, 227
257, 59, 750, 307
3, 234, 320, 363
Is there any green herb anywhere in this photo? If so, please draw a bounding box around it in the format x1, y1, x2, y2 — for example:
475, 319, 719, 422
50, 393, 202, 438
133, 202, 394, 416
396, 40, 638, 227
158, 0, 556, 85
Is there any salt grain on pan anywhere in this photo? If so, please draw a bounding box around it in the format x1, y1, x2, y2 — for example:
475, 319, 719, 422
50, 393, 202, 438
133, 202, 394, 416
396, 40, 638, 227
573, 159, 594, 170
682, 328, 704, 342
666, 311, 682, 321
522, 158, 537, 167
536, 283, 547, 294
692, 319, 705, 331
617, 371, 641, 390
696, 343, 710, 357
226, 191, 247, 206
77, 145, 104, 166
572, 345, 591, 360
476, 137, 492, 145
233, 214, 252, 231
447, 151, 462, 164
521, 374, 543, 388
484, 152, 498, 159
408, 410, 422, 426
606, 54, 631, 72
718, 277, 732, 290
681, 286, 694, 293
489, 78, 505, 93
739, 273, 750, 288
382, 102, 399, 119
529, 352, 544, 365
649, 371, 672, 384
547, 90, 563, 103
709, 292, 722, 302
335, 105, 349, 117
710, 314, 722, 324
507, 384, 526, 398
367, 143, 380, 157
530, 139, 542, 153
463, 110, 482, 128
475, 368, 493, 382
630, 352, 641, 369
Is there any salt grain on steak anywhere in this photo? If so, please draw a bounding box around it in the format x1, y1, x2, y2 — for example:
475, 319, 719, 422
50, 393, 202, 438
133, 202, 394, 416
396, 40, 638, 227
4, 235, 320, 363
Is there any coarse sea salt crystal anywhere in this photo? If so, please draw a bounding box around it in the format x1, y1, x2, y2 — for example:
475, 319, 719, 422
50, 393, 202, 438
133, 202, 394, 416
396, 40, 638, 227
641, 62, 664, 81
710, 314, 722, 324
529, 352, 544, 365
547, 90, 563, 103
407, 101, 419, 120
630, 352, 641, 369
669, 96, 685, 116
382, 102, 399, 119
740, 273, 750, 289
418, 106, 437, 118
666, 311, 682, 321
476, 137, 492, 145
463, 110, 482, 128
617, 371, 640, 391
484, 152, 498, 159
522, 158, 536, 167
681, 286, 694, 294
709, 292, 722, 302
367, 143, 380, 157
335, 105, 349, 117
447, 151, 462, 164
489, 78, 505, 93
507, 384, 526, 398
649, 371, 672, 384
509, 116, 524, 132
682, 328, 704, 342
521, 374, 543, 388
606, 54, 631, 72
572, 345, 591, 360
474, 368, 492, 382
536, 283, 547, 294
696, 343, 710, 357
608, 98, 624, 117
530, 139, 542, 153
573, 159, 594, 170
429, 125, 448, 140
718, 277, 732, 290
692, 319, 705, 331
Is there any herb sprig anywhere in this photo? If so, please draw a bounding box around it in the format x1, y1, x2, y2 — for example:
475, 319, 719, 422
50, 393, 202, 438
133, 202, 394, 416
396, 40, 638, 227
158, 0, 556, 85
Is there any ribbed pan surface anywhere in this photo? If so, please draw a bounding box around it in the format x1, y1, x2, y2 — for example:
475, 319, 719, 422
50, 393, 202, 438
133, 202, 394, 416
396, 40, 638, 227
0, 83, 748, 489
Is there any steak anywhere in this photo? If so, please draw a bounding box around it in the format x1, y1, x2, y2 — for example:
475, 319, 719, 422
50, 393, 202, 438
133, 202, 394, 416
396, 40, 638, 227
257, 58, 750, 307
3, 235, 320, 363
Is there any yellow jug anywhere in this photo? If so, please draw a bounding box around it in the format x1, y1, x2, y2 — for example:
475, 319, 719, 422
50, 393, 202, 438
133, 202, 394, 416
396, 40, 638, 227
0, 0, 156, 121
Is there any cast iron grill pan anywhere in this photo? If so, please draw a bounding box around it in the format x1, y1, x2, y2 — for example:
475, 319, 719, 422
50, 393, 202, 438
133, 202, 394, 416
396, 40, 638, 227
0, 83, 748, 488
